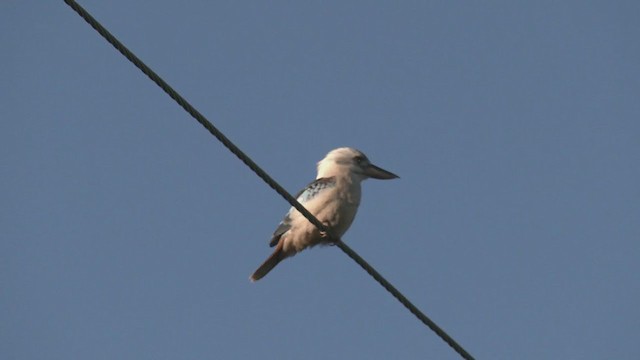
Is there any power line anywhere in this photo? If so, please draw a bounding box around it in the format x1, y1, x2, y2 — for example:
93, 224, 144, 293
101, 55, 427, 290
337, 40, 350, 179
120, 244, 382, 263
62, 1, 475, 359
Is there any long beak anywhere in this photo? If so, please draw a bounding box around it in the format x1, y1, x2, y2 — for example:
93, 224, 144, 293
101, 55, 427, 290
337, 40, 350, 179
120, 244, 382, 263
364, 163, 399, 180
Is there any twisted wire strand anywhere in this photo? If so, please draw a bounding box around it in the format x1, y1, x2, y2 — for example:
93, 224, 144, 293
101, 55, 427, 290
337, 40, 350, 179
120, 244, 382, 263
63, 1, 474, 359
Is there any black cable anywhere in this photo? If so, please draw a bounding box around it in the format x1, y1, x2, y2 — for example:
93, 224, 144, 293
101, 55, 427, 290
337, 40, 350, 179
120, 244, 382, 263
62, 1, 475, 359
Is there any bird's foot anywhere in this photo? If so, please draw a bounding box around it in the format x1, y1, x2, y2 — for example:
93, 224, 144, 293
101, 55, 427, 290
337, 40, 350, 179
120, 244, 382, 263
319, 221, 338, 245
318, 221, 330, 239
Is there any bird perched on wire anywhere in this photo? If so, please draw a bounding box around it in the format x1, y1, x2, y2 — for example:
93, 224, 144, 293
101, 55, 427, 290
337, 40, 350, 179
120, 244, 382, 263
250, 147, 398, 282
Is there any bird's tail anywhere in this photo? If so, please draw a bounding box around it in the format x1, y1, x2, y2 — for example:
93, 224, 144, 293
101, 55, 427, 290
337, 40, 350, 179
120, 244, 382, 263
250, 241, 286, 282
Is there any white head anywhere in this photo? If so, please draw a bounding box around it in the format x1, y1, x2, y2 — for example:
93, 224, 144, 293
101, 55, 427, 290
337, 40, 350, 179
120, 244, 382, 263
316, 147, 399, 181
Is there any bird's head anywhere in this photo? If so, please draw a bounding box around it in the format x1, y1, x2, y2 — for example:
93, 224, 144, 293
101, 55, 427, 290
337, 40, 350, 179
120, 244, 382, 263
316, 147, 399, 181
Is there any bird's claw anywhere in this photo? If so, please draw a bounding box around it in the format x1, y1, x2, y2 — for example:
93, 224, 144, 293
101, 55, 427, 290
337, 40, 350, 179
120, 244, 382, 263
319, 221, 340, 246
319, 221, 332, 241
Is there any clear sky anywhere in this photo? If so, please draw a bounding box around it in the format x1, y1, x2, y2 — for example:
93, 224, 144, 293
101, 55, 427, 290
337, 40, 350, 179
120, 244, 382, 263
2, 1, 639, 359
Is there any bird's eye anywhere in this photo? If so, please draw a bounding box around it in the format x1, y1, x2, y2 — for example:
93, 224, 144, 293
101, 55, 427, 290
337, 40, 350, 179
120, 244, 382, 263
354, 155, 365, 164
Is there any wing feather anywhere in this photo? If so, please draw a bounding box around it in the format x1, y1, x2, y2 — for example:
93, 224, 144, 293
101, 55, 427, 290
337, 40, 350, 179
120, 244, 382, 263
268, 177, 336, 247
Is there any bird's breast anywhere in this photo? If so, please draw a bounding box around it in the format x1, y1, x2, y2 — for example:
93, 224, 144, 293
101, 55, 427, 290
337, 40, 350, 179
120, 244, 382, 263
282, 180, 362, 252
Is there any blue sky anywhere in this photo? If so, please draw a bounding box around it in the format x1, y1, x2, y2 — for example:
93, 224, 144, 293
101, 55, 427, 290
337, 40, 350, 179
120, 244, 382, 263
2, 1, 639, 359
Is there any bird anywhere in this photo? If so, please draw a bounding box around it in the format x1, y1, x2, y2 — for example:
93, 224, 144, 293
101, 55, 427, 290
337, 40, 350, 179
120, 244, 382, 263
250, 147, 398, 282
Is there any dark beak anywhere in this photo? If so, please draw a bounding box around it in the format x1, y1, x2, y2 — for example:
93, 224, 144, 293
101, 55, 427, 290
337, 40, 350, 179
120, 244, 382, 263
364, 163, 399, 180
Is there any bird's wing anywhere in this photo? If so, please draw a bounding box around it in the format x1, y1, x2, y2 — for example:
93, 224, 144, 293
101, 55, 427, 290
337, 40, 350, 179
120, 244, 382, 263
268, 176, 336, 247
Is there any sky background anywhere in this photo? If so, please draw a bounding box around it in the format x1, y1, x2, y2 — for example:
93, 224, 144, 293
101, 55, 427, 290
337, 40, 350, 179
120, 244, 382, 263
2, 1, 639, 359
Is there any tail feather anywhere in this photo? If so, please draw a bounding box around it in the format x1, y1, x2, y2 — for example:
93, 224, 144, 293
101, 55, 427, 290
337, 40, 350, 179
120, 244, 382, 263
250, 241, 286, 282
